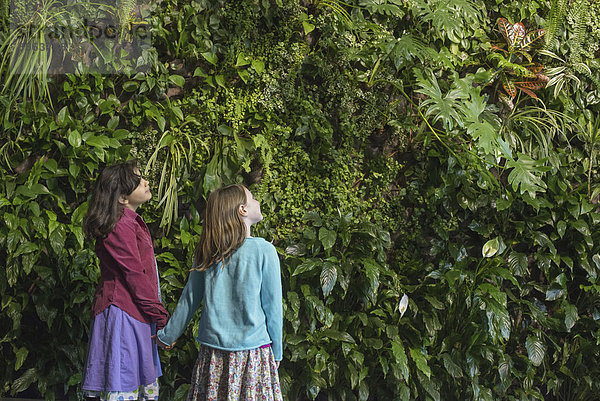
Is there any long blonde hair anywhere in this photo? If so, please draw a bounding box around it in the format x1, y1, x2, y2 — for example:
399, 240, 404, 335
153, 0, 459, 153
193, 184, 248, 271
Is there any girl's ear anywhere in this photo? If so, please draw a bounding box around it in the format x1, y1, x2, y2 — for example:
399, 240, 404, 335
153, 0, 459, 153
118, 195, 129, 206
239, 204, 247, 217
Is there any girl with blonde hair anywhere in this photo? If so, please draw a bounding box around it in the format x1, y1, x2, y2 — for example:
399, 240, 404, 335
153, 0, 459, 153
156, 184, 283, 400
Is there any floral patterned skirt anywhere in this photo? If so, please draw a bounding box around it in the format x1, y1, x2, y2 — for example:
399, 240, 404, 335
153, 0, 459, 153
187, 345, 283, 401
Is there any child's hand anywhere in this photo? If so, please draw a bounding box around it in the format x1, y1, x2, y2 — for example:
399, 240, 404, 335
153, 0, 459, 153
151, 335, 175, 350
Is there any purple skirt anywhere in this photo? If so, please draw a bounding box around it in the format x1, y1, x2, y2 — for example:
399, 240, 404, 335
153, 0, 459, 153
81, 305, 162, 392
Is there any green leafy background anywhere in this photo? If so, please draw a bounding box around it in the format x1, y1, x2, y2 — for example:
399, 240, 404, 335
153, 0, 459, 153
1, 0, 600, 400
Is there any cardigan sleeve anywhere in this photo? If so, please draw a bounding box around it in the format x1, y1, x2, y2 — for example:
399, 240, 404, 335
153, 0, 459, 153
157, 270, 205, 346
260, 244, 283, 361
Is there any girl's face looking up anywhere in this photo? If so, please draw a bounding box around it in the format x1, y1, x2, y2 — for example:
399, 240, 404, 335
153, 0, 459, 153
121, 168, 152, 211
241, 187, 263, 225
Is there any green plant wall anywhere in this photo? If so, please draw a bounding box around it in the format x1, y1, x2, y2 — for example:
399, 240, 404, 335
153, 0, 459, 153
1, 0, 600, 400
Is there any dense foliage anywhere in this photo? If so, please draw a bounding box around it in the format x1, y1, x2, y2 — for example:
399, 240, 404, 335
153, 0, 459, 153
1, 0, 600, 400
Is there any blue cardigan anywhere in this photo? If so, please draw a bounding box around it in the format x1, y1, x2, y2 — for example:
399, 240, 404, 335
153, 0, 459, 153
157, 238, 283, 361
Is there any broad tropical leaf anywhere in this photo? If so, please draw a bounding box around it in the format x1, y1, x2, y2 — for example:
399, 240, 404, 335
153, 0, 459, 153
521, 29, 546, 51
510, 22, 527, 52
497, 18, 515, 46
320, 263, 338, 297
502, 76, 517, 98
409, 347, 431, 379
515, 85, 538, 99
506, 153, 551, 196
525, 335, 546, 366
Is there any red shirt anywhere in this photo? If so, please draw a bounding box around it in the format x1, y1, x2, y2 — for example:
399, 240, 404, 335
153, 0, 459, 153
91, 207, 169, 329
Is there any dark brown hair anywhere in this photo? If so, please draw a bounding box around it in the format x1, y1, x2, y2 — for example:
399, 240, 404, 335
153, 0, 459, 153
193, 184, 248, 271
83, 160, 141, 239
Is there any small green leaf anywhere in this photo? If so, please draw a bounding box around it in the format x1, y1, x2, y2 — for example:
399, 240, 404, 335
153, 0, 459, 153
557, 220, 567, 238
215, 75, 226, 88
69, 162, 81, 178
157, 116, 166, 132
67, 373, 82, 386
482, 237, 500, 257
44, 158, 57, 173
303, 20, 315, 34
203, 153, 221, 193
71, 202, 88, 225
358, 381, 369, 401
236, 52, 251, 67
174, 383, 190, 401
68, 130, 82, 147
171, 106, 184, 121
238, 69, 250, 84
107, 115, 119, 130
57, 106, 69, 126
193, 67, 207, 77
202, 52, 218, 66
122, 81, 139, 91
251, 59, 265, 73
169, 74, 185, 88
14, 347, 28, 370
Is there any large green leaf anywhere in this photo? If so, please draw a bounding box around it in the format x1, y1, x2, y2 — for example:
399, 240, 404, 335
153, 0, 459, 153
318, 227, 337, 250
563, 302, 578, 331
525, 335, 545, 366
506, 154, 551, 197
409, 347, 431, 379
441, 353, 463, 378
320, 263, 337, 297
11, 368, 37, 394
391, 342, 409, 381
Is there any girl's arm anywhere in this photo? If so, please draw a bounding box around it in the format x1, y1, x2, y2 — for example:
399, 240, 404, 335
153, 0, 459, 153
103, 220, 170, 328
260, 244, 283, 361
156, 270, 205, 346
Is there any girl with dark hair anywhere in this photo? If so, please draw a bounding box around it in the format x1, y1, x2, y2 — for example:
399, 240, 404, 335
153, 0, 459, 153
81, 161, 169, 401
156, 184, 283, 401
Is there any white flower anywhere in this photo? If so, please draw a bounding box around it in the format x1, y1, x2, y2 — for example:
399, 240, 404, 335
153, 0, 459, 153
399, 293, 409, 318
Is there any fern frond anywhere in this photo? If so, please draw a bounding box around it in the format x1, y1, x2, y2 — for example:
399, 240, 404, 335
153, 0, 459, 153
573, 63, 600, 90
544, 0, 568, 49
568, 0, 588, 64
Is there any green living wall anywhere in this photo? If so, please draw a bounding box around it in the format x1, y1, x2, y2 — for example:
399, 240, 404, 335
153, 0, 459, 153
1, 0, 600, 400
